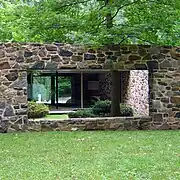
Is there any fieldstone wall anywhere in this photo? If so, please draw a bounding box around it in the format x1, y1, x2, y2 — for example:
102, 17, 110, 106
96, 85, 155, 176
0, 43, 180, 132
8, 117, 153, 132
0, 70, 28, 132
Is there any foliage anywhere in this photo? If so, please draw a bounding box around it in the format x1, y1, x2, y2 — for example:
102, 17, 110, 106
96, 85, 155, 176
92, 100, 133, 117
68, 109, 95, 118
58, 76, 71, 96
28, 101, 49, 118
119, 103, 133, 116
68, 100, 133, 118
87, 96, 100, 106
92, 100, 111, 116
0, 0, 179, 45
124, 1, 180, 45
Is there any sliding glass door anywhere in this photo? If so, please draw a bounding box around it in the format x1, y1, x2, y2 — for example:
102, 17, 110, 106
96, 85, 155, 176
28, 73, 52, 104
57, 76, 72, 105
27, 72, 73, 109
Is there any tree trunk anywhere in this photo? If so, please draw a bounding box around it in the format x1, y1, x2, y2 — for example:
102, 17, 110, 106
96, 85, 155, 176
104, 0, 120, 116
111, 70, 120, 116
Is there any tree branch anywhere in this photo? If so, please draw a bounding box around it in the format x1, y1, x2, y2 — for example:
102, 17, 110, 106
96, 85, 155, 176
99, 1, 106, 10
118, 34, 157, 45
98, 0, 156, 27
118, 35, 131, 44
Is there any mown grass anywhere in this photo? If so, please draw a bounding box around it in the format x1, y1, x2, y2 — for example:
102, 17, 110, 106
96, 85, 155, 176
0, 130, 179, 180
45, 114, 69, 120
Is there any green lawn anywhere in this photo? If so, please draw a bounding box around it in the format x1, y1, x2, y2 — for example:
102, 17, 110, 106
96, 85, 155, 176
0, 131, 179, 180
45, 114, 69, 120
33, 114, 69, 121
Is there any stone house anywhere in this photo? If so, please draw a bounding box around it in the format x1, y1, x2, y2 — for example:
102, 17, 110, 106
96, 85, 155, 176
0, 43, 179, 132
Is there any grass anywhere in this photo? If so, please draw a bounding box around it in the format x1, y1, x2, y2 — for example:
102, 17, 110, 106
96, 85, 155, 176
0, 131, 179, 180
33, 114, 69, 120
45, 114, 69, 120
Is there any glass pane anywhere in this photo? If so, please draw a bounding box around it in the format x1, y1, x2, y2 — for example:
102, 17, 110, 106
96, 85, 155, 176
32, 76, 51, 104
58, 76, 72, 104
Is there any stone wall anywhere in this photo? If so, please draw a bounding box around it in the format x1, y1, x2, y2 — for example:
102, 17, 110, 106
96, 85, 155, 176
0, 43, 180, 132
0, 70, 28, 132
124, 70, 149, 116
8, 117, 153, 132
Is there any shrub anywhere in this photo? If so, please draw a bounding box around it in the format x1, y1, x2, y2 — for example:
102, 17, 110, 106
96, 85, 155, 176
68, 109, 95, 118
120, 103, 133, 116
68, 101, 133, 118
88, 96, 100, 106
92, 100, 133, 117
92, 100, 111, 116
28, 101, 49, 119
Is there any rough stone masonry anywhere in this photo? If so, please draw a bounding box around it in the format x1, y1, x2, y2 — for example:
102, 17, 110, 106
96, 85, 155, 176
0, 43, 179, 132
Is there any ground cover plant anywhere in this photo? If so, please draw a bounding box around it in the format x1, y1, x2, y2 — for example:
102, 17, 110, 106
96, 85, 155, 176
0, 130, 179, 179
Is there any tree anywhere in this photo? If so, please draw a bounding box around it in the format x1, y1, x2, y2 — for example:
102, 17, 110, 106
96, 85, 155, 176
0, 0, 179, 45
103, 0, 120, 116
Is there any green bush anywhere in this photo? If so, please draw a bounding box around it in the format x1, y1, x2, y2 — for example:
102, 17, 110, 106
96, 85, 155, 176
68, 109, 95, 118
92, 100, 133, 117
92, 100, 111, 116
28, 101, 49, 119
119, 103, 133, 116
68, 101, 133, 118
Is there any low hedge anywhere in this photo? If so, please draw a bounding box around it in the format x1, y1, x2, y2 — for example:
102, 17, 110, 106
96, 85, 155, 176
92, 100, 111, 116
28, 101, 49, 119
92, 100, 133, 117
68, 100, 133, 118
119, 103, 133, 116
68, 109, 95, 118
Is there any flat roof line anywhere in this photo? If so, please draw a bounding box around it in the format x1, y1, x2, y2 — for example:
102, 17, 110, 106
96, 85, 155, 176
27, 69, 130, 73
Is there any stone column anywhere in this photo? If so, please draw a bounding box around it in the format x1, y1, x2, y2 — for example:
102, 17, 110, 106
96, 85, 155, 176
150, 47, 180, 129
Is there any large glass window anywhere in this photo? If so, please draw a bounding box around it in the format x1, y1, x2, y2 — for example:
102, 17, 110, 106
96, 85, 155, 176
32, 76, 51, 103
58, 76, 72, 104
27, 70, 149, 115
27, 72, 74, 108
